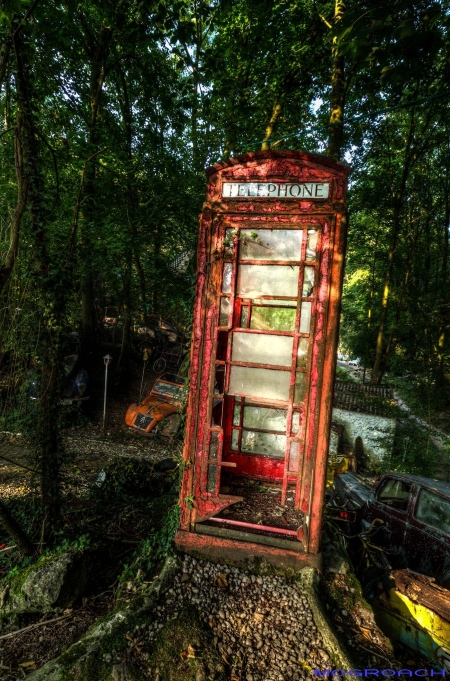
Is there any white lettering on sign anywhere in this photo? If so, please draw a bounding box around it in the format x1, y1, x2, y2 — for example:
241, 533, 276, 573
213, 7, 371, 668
222, 182, 329, 199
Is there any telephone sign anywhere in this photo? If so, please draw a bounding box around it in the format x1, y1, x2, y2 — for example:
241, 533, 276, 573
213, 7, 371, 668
175, 150, 350, 571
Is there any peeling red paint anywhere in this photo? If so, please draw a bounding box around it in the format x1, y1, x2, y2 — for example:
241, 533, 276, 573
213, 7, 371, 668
179, 151, 349, 565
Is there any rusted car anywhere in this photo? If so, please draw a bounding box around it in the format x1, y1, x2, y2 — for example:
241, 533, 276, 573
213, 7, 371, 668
125, 373, 185, 436
333, 472, 450, 588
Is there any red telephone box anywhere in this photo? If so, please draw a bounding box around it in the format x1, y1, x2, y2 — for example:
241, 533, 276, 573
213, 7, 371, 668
176, 150, 350, 570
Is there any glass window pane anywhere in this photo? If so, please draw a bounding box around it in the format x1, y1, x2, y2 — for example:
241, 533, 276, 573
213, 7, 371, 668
222, 262, 232, 293
229, 366, 291, 402
288, 442, 300, 473
297, 337, 309, 368
378, 478, 411, 511
292, 412, 300, 433
237, 265, 299, 298
294, 372, 306, 404
231, 429, 239, 450
232, 331, 293, 367
219, 297, 230, 326
233, 405, 240, 426
250, 306, 296, 332
254, 299, 296, 307
209, 431, 219, 459
299, 302, 312, 334
224, 229, 234, 259
306, 230, 318, 261
239, 229, 302, 261
241, 306, 249, 327
302, 267, 315, 297
416, 490, 450, 536
241, 430, 286, 458
243, 406, 287, 432
207, 464, 218, 493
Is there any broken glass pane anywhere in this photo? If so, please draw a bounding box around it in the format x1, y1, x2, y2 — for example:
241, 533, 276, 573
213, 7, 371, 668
222, 262, 232, 293
302, 267, 315, 297
243, 406, 287, 432
306, 230, 318, 261
292, 412, 300, 433
299, 302, 312, 334
237, 265, 299, 298
250, 306, 296, 332
239, 229, 302, 261
240, 306, 249, 328
219, 297, 230, 326
207, 464, 218, 493
232, 331, 293, 366
231, 429, 239, 450
224, 229, 234, 259
297, 337, 309, 368
209, 431, 219, 459
233, 405, 241, 426
294, 372, 306, 404
229, 366, 291, 402
241, 430, 286, 458
288, 442, 300, 473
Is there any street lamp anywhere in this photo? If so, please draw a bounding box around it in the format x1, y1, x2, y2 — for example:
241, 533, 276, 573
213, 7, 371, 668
103, 354, 113, 430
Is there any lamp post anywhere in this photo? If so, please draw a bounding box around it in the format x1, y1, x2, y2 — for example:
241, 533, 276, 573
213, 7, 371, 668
103, 354, 113, 430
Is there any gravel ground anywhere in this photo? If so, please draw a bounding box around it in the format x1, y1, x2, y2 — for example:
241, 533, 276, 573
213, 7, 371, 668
121, 556, 332, 681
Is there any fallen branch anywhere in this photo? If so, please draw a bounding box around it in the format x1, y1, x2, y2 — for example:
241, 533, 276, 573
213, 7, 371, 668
0, 612, 73, 641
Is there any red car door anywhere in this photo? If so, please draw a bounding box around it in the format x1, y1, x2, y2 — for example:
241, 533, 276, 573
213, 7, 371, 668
363, 476, 412, 568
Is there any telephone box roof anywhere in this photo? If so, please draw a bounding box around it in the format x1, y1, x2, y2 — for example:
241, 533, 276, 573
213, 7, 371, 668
205, 150, 351, 178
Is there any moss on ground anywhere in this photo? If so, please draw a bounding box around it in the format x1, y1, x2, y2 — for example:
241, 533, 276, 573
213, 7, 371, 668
150, 605, 227, 681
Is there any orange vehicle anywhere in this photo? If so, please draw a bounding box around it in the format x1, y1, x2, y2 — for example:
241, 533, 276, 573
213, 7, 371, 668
125, 373, 185, 436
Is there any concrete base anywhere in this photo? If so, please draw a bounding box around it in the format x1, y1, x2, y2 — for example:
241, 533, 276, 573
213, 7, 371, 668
174, 529, 322, 573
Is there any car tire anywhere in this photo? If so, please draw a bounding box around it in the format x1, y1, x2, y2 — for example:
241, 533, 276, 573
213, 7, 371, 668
153, 357, 166, 374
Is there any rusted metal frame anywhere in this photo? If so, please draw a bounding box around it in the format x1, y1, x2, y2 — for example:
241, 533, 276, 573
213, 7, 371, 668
237, 259, 302, 266
179, 213, 211, 530
297, 218, 334, 551
227, 328, 296, 338
229, 424, 286, 436
208, 516, 297, 537
282, 225, 307, 506
241, 296, 298, 302
207, 220, 233, 497
308, 211, 347, 554
228, 360, 292, 371
198, 281, 220, 501
224, 229, 239, 395
294, 224, 324, 515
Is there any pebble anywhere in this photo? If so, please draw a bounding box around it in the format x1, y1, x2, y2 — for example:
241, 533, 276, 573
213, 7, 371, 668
143, 555, 330, 681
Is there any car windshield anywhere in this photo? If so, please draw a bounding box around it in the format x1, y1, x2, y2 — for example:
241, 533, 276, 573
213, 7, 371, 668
415, 489, 450, 536
153, 381, 182, 399
377, 478, 411, 511
161, 373, 184, 385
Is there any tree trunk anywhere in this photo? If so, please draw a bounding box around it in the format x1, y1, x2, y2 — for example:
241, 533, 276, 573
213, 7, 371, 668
80, 23, 112, 344
371, 112, 416, 384
13, 25, 65, 541
0, 124, 28, 292
261, 103, 282, 151
326, 0, 346, 161
0, 500, 34, 556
